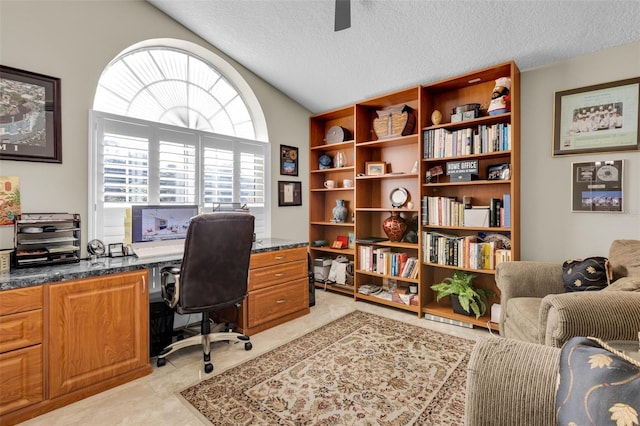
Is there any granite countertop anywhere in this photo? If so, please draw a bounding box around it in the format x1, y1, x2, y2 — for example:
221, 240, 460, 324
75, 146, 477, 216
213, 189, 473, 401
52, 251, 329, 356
1, 238, 308, 291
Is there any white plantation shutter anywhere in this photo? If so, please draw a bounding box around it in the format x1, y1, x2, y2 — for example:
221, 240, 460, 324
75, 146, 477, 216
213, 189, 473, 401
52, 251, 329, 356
90, 111, 269, 244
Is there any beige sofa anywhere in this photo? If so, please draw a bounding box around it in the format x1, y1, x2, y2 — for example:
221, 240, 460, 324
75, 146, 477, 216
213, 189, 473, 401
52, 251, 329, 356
496, 239, 640, 347
465, 336, 560, 426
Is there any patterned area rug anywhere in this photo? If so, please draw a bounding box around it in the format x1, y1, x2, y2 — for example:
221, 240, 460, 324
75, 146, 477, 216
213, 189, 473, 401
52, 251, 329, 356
180, 310, 474, 425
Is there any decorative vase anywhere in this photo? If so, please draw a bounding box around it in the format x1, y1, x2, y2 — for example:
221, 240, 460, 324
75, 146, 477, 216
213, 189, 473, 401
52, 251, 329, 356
335, 151, 346, 168
331, 199, 348, 222
382, 211, 407, 242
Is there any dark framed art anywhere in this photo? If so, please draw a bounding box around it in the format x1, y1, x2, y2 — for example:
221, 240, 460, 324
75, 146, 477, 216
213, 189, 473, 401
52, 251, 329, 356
571, 160, 623, 213
280, 144, 298, 176
278, 181, 302, 206
0, 65, 62, 163
553, 77, 640, 156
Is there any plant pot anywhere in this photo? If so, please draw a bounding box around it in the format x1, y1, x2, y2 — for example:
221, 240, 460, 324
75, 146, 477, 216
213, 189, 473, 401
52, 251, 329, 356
451, 295, 474, 317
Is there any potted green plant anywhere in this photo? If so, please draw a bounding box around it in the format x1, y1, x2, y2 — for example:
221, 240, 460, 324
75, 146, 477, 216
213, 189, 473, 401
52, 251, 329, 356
430, 271, 495, 319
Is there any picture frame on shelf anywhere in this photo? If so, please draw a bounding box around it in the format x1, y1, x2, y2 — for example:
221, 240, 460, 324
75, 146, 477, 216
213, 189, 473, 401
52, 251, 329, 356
553, 77, 640, 156
278, 181, 302, 206
486, 163, 511, 180
571, 160, 623, 213
365, 161, 386, 176
0, 65, 62, 163
280, 144, 299, 176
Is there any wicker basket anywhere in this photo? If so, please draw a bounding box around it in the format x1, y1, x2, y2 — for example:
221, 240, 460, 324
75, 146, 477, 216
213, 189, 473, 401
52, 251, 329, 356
0, 250, 12, 272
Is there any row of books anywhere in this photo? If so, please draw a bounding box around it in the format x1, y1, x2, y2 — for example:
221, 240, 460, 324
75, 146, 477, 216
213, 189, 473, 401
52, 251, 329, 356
422, 231, 511, 270
423, 123, 511, 159
358, 245, 419, 279
421, 195, 510, 228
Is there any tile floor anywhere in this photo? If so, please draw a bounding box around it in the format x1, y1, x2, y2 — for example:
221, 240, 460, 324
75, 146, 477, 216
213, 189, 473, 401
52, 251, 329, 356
22, 290, 492, 425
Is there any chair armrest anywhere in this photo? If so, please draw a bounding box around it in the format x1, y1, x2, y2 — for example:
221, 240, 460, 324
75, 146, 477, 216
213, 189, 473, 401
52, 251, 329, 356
540, 291, 640, 347
496, 261, 564, 326
465, 336, 560, 426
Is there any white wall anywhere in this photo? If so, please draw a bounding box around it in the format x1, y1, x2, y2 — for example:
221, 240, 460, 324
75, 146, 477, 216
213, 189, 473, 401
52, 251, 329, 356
520, 42, 640, 261
1, 0, 638, 261
0, 0, 310, 252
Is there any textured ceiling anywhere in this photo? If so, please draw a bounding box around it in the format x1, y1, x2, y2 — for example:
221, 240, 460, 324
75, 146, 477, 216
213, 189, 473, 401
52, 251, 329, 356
148, 0, 640, 114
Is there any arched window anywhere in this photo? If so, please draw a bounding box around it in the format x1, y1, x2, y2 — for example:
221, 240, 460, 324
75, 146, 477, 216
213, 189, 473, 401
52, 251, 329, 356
94, 47, 255, 139
89, 41, 269, 244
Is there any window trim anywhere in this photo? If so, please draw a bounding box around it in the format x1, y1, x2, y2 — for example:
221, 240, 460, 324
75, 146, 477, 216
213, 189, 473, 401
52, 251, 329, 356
88, 110, 270, 243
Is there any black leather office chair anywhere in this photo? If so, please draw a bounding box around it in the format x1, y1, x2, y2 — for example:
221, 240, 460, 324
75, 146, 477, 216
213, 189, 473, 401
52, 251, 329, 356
156, 212, 254, 373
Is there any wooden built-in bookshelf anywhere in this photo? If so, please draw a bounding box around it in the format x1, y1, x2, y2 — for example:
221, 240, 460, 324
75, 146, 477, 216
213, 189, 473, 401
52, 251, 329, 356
308, 61, 520, 330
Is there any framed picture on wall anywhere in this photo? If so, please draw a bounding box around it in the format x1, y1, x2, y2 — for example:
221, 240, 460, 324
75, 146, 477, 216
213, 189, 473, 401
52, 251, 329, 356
278, 181, 302, 206
553, 77, 640, 156
571, 160, 623, 212
0, 65, 62, 163
280, 145, 298, 176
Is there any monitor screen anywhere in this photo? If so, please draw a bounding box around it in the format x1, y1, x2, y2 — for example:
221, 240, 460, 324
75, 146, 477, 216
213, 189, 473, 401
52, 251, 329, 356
131, 205, 198, 243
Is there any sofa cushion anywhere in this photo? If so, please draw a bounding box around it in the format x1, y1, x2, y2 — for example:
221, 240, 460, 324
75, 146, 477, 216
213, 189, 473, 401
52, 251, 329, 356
562, 256, 610, 292
503, 297, 541, 343
609, 239, 640, 280
556, 336, 640, 426
603, 276, 640, 292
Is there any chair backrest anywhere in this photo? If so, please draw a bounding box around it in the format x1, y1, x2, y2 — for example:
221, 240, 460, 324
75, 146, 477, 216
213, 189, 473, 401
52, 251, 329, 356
178, 212, 255, 314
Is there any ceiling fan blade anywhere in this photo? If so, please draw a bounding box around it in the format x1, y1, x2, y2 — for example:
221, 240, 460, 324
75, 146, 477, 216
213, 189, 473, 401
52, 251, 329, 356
335, 0, 351, 31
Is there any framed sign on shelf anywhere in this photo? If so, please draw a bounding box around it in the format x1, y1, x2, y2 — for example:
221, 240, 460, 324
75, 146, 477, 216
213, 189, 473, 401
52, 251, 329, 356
0, 65, 62, 163
571, 160, 623, 213
280, 144, 298, 176
553, 77, 640, 156
278, 181, 302, 206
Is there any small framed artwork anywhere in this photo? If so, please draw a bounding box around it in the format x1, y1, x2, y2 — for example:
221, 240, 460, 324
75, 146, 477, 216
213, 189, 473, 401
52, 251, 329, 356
108, 243, 124, 257
365, 161, 386, 176
0, 65, 62, 163
278, 181, 302, 206
553, 77, 640, 156
486, 163, 511, 180
280, 145, 298, 176
571, 160, 623, 212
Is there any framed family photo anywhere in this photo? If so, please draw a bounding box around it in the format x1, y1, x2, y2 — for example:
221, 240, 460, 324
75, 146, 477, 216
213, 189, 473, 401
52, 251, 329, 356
0, 65, 62, 163
553, 77, 640, 156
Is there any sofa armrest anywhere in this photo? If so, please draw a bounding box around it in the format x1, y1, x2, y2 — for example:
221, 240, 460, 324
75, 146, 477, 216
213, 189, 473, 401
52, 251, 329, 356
465, 336, 560, 426
496, 261, 564, 326
540, 291, 640, 347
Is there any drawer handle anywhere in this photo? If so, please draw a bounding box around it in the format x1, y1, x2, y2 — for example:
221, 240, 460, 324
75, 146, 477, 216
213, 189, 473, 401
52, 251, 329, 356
276, 299, 287, 304
275, 273, 286, 277
274, 255, 285, 260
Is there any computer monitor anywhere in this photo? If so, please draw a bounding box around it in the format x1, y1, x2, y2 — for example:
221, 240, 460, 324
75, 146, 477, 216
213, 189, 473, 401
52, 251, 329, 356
131, 205, 198, 243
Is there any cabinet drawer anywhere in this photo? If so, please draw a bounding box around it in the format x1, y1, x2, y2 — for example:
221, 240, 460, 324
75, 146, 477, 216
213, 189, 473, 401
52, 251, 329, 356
0, 345, 43, 416
247, 277, 308, 328
0, 286, 43, 316
249, 259, 306, 291
249, 247, 307, 269
0, 310, 42, 353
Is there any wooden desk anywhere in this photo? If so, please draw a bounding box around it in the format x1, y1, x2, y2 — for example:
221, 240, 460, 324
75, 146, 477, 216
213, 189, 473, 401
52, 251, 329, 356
0, 239, 308, 425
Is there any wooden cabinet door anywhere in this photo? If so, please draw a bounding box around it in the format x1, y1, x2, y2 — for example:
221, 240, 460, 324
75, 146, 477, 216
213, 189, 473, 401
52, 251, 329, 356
0, 345, 43, 416
48, 270, 149, 398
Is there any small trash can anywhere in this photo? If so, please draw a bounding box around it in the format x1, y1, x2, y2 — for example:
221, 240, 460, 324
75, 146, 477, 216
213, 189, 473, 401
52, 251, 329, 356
149, 301, 174, 357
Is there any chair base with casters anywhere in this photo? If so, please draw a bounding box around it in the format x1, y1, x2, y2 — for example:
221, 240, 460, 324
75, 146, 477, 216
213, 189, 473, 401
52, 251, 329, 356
156, 228, 254, 374
155, 310, 252, 373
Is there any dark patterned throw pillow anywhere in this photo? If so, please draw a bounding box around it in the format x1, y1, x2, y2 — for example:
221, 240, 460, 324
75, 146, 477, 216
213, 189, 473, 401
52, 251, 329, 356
562, 256, 611, 292
556, 336, 640, 426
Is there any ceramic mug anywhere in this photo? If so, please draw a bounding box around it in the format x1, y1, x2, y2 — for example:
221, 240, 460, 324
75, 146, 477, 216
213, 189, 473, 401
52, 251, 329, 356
324, 180, 336, 189
343, 179, 354, 188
